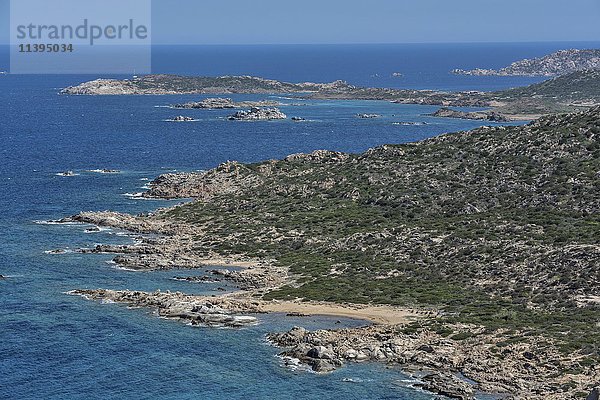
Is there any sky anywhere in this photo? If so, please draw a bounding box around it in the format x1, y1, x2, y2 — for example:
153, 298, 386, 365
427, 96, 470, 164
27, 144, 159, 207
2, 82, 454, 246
0, 0, 599, 45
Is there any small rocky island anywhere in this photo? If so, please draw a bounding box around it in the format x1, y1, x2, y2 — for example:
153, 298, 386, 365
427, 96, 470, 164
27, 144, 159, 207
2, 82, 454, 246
56, 171, 77, 177
452, 48, 600, 76
86, 169, 120, 174
60, 75, 349, 95
228, 107, 287, 121
172, 97, 281, 110
431, 107, 511, 122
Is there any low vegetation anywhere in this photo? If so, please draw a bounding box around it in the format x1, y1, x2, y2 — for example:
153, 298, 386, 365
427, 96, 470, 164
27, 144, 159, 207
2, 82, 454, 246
156, 107, 600, 365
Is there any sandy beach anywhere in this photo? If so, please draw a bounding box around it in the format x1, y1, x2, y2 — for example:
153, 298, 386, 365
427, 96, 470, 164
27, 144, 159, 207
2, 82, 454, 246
261, 300, 423, 325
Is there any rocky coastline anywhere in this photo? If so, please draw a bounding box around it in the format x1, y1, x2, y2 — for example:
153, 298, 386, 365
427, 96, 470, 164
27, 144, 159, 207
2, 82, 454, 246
68, 289, 263, 327
69, 279, 600, 398
54, 107, 600, 399
63, 209, 600, 400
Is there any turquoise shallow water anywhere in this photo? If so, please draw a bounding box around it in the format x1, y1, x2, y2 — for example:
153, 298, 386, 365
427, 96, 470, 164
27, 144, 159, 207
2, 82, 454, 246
0, 43, 574, 399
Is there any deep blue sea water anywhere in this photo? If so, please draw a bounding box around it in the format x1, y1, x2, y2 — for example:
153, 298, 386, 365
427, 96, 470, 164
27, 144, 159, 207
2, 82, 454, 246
1, 43, 597, 399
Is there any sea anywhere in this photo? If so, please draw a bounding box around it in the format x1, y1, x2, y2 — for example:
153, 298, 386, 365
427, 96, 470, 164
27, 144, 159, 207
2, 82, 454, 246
1, 42, 598, 399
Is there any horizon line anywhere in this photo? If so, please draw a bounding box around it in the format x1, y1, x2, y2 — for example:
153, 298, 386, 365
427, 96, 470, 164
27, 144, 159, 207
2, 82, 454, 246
1, 40, 600, 47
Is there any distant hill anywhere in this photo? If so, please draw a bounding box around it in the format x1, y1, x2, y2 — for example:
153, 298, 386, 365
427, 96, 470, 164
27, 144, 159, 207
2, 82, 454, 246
499, 69, 600, 101
452, 49, 600, 76
60, 74, 351, 95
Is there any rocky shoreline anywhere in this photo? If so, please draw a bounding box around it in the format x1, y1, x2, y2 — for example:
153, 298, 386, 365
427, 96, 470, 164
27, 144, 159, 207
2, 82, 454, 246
65, 244, 599, 400
53, 211, 494, 398
68, 289, 263, 327
57, 200, 599, 398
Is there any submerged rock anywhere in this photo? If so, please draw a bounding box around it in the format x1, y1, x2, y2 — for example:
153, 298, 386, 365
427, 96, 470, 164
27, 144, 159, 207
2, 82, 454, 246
45, 249, 68, 254
356, 113, 380, 119
57, 170, 76, 177
173, 276, 221, 283
167, 115, 197, 122
86, 169, 120, 174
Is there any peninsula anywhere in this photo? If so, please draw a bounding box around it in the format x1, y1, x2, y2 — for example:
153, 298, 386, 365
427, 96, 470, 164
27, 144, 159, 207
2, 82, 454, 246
64, 106, 600, 399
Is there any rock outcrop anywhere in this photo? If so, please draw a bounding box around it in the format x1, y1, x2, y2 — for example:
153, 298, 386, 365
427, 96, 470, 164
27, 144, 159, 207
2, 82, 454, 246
431, 107, 511, 122
173, 98, 237, 109
172, 98, 280, 109
228, 107, 287, 121
69, 289, 260, 327
418, 373, 475, 400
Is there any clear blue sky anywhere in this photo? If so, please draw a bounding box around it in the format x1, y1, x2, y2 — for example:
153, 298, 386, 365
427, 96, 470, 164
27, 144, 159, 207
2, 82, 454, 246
1, 0, 599, 44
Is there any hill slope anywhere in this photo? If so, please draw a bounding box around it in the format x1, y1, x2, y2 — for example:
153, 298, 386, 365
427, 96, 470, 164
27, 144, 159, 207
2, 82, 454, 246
68, 106, 600, 398
499, 69, 600, 102
156, 107, 600, 309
